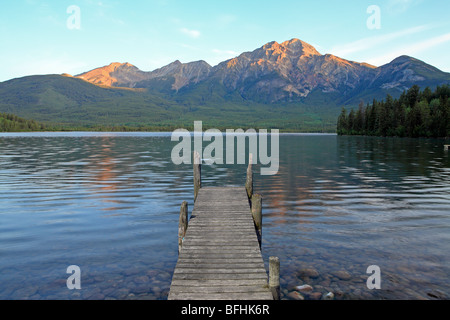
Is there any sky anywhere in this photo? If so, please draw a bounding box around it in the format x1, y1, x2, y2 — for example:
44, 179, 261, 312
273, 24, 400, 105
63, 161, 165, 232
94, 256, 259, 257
0, 0, 450, 82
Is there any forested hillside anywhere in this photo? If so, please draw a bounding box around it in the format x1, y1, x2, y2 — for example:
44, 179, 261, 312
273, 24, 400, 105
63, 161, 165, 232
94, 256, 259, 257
337, 85, 450, 138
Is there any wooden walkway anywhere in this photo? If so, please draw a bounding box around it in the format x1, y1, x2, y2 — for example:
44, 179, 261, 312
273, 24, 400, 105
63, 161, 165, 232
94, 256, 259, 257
168, 153, 277, 300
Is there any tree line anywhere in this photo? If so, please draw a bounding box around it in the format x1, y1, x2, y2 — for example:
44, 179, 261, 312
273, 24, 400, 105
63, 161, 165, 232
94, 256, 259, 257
337, 85, 450, 138
0, 112, 47, 132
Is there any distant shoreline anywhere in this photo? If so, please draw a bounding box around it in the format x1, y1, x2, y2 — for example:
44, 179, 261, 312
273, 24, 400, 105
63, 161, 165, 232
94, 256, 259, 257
0, 131, 338, 135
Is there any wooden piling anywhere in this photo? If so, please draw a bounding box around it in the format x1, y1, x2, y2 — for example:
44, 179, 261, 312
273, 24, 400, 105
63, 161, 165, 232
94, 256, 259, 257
193, 151, 201, 202
178, 201, 188, 254
269, 256, 280, 300
251, 194, 262, 246
445, 145, 449, 151
245, 153, 253, 199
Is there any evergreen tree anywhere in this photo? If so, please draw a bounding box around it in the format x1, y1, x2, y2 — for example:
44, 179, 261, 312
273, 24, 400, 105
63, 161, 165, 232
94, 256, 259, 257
348, 109, 355, 134
422, 86, 432, 103
355, 102, 364, 135
406, 85, 420, 109
337, 107, 348, 135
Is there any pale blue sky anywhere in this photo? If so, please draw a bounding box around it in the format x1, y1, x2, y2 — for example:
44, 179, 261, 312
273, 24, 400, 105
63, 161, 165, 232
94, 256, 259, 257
1, 0, 449, 81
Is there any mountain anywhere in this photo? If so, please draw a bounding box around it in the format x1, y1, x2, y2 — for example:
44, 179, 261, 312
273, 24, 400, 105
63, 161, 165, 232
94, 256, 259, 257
73, 38, 450, 103
209, 39, 378, 103
370, 55, 450, 90
76, 62, 149, 87
1, 38, 449, 131
76, 60, 212, 91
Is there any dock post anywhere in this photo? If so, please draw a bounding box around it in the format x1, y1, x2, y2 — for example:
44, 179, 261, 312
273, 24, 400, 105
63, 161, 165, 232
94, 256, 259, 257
251, 194, 262, 247
246, 153, 253, 199
269, 256, 280, 300
445, 145, 449, 151
178, 201, 188, 254
193, 151, 201, 202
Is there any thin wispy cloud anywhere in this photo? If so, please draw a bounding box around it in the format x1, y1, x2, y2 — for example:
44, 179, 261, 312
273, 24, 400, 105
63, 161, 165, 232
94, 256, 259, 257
212, 49, 239, 56
180, 27, 201, 39
367, 32, 450, 66
330, 25, 430, 57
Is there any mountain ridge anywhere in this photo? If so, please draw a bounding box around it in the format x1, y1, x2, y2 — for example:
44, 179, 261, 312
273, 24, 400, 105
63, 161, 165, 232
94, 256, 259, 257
73, 38, 450, 103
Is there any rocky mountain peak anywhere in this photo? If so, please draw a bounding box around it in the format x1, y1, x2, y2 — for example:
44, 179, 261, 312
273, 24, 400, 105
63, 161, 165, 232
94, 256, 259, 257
281, 38, 321, 56
261, 38, 321, 58
76, 62, 145, 87
389, 55, 415, 65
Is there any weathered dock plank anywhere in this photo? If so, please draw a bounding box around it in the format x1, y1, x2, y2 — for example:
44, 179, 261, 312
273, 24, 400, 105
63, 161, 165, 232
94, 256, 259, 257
168, 186, 273, 300
169, 291, 273, 301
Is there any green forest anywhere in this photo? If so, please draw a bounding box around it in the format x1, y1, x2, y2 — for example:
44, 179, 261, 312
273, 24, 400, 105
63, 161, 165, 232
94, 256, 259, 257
0, 113, 48, 132
337, 85, 450, 138
0, 112, 183, 132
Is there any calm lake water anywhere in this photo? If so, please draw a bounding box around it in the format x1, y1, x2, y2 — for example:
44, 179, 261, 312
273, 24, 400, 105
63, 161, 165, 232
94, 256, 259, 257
0, 132, 449, 300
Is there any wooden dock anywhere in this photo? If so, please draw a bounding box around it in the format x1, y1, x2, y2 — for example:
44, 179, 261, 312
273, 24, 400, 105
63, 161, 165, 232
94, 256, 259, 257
168, 153, 278, 300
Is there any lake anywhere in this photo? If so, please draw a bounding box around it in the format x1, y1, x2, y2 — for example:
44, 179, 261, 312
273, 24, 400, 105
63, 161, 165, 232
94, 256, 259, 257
0, 132, 449, 300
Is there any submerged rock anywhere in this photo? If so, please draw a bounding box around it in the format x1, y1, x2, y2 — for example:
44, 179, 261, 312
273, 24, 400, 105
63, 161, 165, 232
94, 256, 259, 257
297, 268, 320, 279
309, 292, 322, 300
333, 270, 352, 281
295, 284, 313, 293
323, 292, 335, 300
287, 291, 305, 300
133, 275, 149, 284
